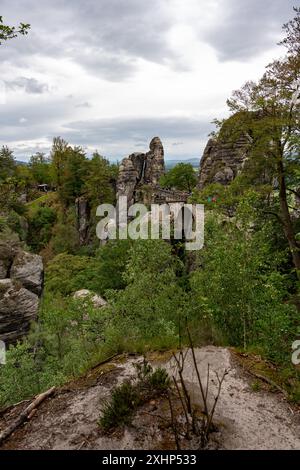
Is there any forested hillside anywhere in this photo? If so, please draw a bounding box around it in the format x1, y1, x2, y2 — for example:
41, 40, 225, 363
0, 6, 299, 451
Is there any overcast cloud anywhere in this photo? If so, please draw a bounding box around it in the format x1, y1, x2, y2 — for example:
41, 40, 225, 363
0, 0, 296, 161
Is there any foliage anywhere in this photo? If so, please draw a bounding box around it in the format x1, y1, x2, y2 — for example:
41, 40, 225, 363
27, 206, 56, 251
83, 152, 117, 208
45, 239, 133, 296
0, 293, 111, 408
104, 240, 186, 348
99, 381, 140, 431
1, 9, 300, 410
190, 209, 299, 362
50, 137, 88, 205
143, 366, 170, 391
50, 207, 79, 255
29, 153, 52, 185
100, 359, 170, 431
222, 8, 300, 277
45, 253, 99, 296
0, 146, 16, 181
93, 239, 133, 292
160, 163, 197, 192
0, 16, 30, 44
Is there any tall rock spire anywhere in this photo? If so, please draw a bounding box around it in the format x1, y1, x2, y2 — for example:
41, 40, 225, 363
144, 137, 165, 185
116, 137, 165, 205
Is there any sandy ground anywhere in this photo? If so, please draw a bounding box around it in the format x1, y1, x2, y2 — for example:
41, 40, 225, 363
0, 347, 299, 450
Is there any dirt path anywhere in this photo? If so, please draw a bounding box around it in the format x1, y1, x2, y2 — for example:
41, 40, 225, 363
0, 347, 299, 450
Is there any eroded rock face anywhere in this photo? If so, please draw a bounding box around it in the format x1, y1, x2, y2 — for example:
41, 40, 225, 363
0, 244, 43, 345
75, 197, 90, 246
10, 251, 43, 295
0, 241, 18, 279
198, 133, 252, 190
116, 153, 145, 206
0, 279, 39, 344
144, 136, 165, 185
116, 137, 165, 205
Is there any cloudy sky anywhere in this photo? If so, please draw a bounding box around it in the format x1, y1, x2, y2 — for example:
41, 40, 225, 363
0, 0, 296, 162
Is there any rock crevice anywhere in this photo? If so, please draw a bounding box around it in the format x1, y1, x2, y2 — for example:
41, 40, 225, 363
0, 242, 43, 345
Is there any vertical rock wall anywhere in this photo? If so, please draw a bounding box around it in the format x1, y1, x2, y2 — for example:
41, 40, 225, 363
0, 242, 43, 345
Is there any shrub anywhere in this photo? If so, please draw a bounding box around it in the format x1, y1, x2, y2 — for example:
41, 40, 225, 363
45, 253, 97, 296
100, 381, 140, 431
27, 205, 56, 251
190, 213, 299, 363
100, 360, 170, 431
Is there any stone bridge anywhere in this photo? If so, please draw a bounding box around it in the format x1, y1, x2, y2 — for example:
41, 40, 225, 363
150, 187, 189, 204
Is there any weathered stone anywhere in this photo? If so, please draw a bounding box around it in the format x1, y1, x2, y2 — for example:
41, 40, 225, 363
117, 153, 145, 206
198, 133, 252, 189
116, 137, 187, 206
144, 136, 165, 185
75, 197, 90, 246
0, 240, 18, 279
0, 279, 39, 344
73, 289, 107, 308
116, 137, 165, 203
10, 251, 43, 295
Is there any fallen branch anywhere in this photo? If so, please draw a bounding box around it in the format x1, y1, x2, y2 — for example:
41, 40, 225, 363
0, 386, 55, 445
90, 353, 120, 371
0, 398, 31, 418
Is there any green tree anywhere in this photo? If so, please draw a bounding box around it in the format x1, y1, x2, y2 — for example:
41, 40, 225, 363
222, 8, 300, 278
0, 16, 30, 44
50, 137, 87, 205
0, 145, 15, 181
160, 163, 197, 192
27, 206, 56, 251
106, 240, 186, 347
83, 152, 117, 207
29, 152, 52, 185
190, 206, 298, 360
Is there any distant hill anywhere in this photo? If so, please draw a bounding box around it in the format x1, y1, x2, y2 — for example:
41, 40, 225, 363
165, 158, 200, 170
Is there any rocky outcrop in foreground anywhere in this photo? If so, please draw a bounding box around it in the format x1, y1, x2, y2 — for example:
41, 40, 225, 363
0, 242, 43, 345
1, 348, 299, 450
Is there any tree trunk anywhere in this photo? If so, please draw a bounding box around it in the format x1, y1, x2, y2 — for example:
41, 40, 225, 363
277, 158, 300, 280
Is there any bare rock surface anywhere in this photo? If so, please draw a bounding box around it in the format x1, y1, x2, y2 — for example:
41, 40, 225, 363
198, 133, 252, 189
0, 244, 43, 344
1, 347, 299, 450
0, 279, 39, 344
10, 251, 43, 295
73, 289, 107, 308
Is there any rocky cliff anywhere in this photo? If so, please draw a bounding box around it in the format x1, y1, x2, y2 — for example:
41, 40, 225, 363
116, 136, 165, 205
117, 137, 189, 205
198, 131, 253, 189
0, 241, 43, 345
